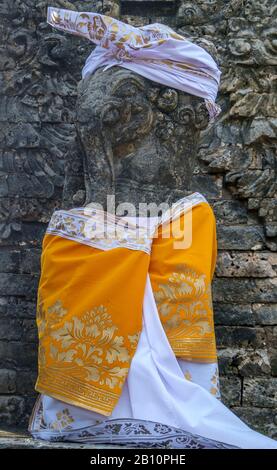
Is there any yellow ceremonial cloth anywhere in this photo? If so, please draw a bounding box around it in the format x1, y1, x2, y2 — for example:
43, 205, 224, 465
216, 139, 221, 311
35, 198, 218, 415
36, 236, 149, 415
150, 201, 217, 363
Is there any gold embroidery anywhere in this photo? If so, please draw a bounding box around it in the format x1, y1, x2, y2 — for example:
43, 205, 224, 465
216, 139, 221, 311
46, 209, 153, 254
210, 366, 220, 398
184, 370, 192, 381
37, 300, 138, 391
36, 188, 219, 416
36, 368, 119, 415
48, 8, 215, 83
50, 409, 74, 431
211, 373, 218, 384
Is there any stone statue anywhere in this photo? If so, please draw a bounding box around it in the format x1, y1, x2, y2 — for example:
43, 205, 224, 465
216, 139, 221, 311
72, 66, 210, 213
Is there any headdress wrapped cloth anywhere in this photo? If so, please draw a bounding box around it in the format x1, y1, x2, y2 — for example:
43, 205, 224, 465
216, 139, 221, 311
47, 7, 222, 122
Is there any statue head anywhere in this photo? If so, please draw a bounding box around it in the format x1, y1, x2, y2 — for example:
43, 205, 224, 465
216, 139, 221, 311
47, 7, 221, 211
76, 66, 210, 210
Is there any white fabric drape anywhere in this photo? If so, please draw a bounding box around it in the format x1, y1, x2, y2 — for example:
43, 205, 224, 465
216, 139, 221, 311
47, 6, 222, 121
33, 276, 277, 449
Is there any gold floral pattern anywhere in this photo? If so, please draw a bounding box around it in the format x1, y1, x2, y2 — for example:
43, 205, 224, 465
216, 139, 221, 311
37, 299, 138, 391
153, 266, 217, 361
36, 191, 219, 415
181, 364, 220, 398
210, 366, 220, 398
50, 409, 74, 431
48, 8, 178, 53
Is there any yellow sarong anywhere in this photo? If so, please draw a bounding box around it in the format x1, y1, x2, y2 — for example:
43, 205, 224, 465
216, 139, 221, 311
35, 193, 217, 416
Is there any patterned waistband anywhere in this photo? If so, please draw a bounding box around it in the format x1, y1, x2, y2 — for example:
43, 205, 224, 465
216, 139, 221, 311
46, 192, 208, 254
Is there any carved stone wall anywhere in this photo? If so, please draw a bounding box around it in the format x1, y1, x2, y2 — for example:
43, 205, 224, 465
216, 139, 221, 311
0, 0, 276, 438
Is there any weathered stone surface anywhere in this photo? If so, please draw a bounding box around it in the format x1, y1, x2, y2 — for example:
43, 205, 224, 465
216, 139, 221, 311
219, 376, 241, 406
217, 349, 241, 376
213, 200, 248, 225
0, 318, 22, 341
15, 370, 37, 396
0, 342, 37, 369
0, 427, 124, 448
269, 353, 277, 377
76, 65, 210, 210
232, 407, 277, 440
217, 348, 273, 377
21, 319, 38, 343
215, 326, 266, 349
264, 326, 277, 350
0, 274, 38, 297
235, 350, 271, 377
243, 378, 277, 408
216, 252, 277, 277
0, 369, 16, 394
20, 249, 41, 274
0, 396, 25, 426
191, 174, 222, 198
214, 303, 254, 326
213, 278, 277, 303
253, 304, 277, 325
0, 251, 20, 273
0, 222, 47, 247
0, 298, 36, 319
216, 225, 265, 251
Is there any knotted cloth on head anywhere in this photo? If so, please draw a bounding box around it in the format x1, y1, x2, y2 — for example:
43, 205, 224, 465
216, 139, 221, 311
47, 6, 222, 122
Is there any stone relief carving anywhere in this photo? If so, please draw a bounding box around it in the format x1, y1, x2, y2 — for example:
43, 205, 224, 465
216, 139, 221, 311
1, 0, 275, 245
73, 66, 209, 211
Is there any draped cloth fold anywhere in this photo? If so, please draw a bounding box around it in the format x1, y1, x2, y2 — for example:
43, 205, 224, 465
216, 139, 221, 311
30, 192, 277, 448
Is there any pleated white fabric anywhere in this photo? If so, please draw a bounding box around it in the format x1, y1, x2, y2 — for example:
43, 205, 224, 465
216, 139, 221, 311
46, 6, 222, 121
35, 276, 277, 449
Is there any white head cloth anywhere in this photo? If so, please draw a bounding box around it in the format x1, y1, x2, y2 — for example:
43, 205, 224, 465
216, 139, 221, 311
47, 7, 222, 122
